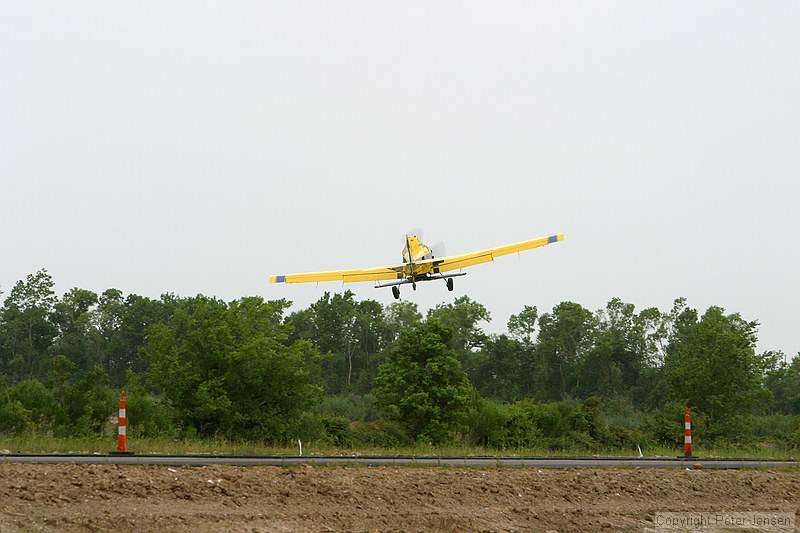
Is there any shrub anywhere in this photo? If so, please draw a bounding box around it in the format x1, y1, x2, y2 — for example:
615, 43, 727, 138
315, 394, 381, 422
351, 419, 410, 448
63, 367, 116, 436
467, 398, 505, 447
119, 371, 176, 438
0, 400, 33, 434
486, 401, 546, 450
6, 379, 64, 432
321, 415, 354, 447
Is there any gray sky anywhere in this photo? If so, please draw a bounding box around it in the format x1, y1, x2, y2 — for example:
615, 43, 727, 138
2, 2, 798, 356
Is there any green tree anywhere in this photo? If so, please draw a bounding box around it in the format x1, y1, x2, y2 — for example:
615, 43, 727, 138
663, 303, 772, 421
427, 296, 490, 381
95, 290, 170, 387
384, 300, 422, 342
0, 270, 58, 381
532, 302, 596, 400
145, 296, 321, 442
374, 319, 476, 443
49, 354, 77, 406
296, 292, 357, 393
288, 292, 391, 394
765, 352, 800, 414
576, 299, 665, 401
507, 305, 538, 345
349, 299, 393, 393
50, 288, 100, 373
473, 334, 527, 402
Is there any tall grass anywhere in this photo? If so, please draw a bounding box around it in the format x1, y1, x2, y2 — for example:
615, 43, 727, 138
0, 434, 796, 459
0, 435, 295, 456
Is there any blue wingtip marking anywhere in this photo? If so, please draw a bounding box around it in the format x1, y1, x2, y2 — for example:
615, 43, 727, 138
276, 275, 286, 283
548, 234, 558, 244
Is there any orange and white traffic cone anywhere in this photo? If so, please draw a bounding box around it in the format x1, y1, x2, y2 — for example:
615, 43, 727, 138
683, 407, 693, 458
112, 391, 133, 455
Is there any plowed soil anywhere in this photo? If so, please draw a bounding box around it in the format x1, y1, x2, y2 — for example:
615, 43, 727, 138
0, 463, 798, 532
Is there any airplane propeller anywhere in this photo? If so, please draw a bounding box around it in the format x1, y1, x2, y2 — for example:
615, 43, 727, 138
429, 241, 446, 259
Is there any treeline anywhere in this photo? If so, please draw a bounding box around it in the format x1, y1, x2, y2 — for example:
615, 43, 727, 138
1, 269, 799, 451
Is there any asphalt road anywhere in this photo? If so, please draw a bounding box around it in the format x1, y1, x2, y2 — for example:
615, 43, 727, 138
1, 454, 797, 469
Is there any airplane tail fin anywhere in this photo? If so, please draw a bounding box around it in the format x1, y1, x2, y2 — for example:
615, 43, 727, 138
403, 235, 433, 263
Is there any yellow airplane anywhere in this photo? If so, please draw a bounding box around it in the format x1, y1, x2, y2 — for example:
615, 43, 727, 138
270, 232, 565, 299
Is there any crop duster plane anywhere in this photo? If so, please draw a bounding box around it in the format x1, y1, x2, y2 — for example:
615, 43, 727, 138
270, 232, 565, 299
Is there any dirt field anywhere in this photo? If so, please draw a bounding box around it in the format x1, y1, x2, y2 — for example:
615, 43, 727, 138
0, 463, 798, 532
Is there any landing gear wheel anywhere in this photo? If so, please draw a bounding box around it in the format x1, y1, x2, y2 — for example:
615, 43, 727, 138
412, 282, 417, 291
392, 286, 400, 300
446, 278, 454, 292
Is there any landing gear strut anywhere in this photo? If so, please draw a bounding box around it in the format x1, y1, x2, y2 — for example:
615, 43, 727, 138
446, 278, 454, 291
392, 286, 400, 300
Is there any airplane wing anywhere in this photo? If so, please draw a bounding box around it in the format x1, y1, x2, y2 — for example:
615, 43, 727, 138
270, 264, 403, 284
427, 232, 564, 273
270, 232, 564, 285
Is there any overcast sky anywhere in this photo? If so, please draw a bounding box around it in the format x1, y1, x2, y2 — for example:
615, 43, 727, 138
2, 2, 798, 356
